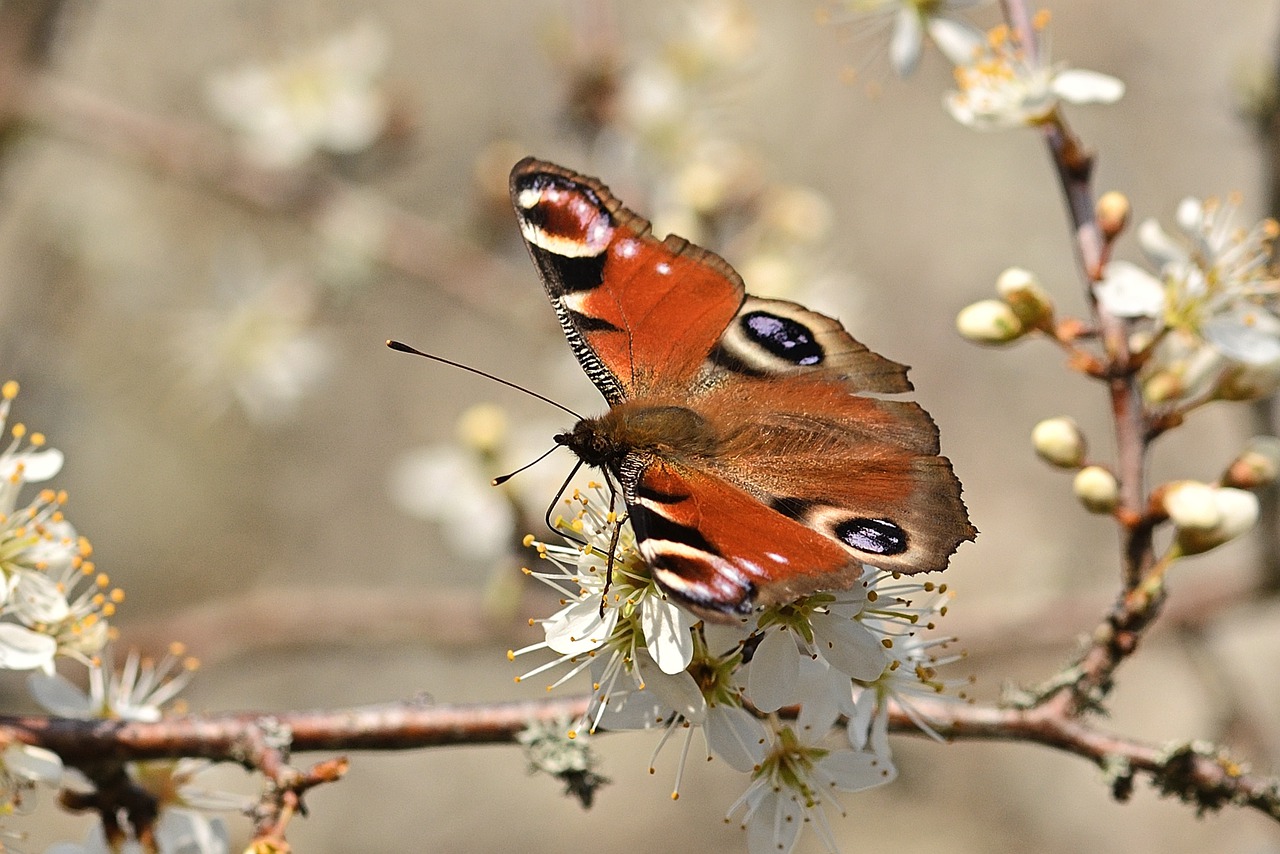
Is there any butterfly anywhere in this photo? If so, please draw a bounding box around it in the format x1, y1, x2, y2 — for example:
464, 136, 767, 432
510, 157, 975, 623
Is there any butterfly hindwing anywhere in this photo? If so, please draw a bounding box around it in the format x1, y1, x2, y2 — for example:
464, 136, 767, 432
710, 296, 913, 394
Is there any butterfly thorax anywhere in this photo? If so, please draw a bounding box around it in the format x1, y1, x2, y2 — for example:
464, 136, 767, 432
556, 402, 721, 472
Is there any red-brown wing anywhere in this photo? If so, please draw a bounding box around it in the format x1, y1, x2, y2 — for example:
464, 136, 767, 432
696, 374, 976, 576
626, 456, 864, 621
510, 158, 743, 404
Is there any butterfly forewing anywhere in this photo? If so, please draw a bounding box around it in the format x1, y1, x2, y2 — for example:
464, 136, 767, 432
510, 158, 744, 403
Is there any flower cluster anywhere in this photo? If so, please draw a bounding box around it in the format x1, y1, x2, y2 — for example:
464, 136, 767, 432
1101, 195, 1280, 405
0, 385, 240, 853
0, 382, 114, 676
511, 486, 963, 854
944, 15, 1123, 130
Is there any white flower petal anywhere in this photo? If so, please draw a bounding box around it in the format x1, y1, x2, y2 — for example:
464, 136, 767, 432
1204, 306, 1280, 366
640, 596, 694, 675
28, 672, 94, 717
810, 612, 890, 681
1095, 260, 1166, 318
1137, 218, 1189, 268
889, 8, 924, 77
1051, 69, 1125, 104
154, 808, 230, 854
818, 747, 897, 792
846, 689, 878, 751
11, 570, 70, 624
746, 790, 803, 854
0, 448, 65, 483
0, 623, 57, 671
794, 659, 842, 737
925, 17, 984, 66
704, 704, 767, 772
543, 599, 616, 656
1176, 196, 1206, 233
636, 653, 704, 722
746, 629, 799, 713
4, 742, 62, 785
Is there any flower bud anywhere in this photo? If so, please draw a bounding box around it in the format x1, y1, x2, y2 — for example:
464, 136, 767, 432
1096, 191, 1130, 240
1163, 481, 1260, 555
995, 267, 1054, 328
1074, 465, 1118, 513
1222, 436, 1280, 489
1032, 417, 1086, 468
956, 299, 1024, 344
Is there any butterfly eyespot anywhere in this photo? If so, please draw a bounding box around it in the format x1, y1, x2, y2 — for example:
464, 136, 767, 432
740, 311, 823, 366
835, 517, 908, 556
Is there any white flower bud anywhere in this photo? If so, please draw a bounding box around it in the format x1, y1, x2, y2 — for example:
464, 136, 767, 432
1074, 465, 1118, 513
1032, 417, 1086, 468
956, 299, 1024, 344
1165, 483, 1260, 555
1162, 480, 1221, 529
996, 267, 1054, 327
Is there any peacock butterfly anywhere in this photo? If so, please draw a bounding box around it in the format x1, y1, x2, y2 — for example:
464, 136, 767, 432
510, 157, 975, 623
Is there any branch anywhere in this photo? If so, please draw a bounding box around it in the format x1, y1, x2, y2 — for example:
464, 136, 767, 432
4, 694, 1276, 821
12, 73, 532, 323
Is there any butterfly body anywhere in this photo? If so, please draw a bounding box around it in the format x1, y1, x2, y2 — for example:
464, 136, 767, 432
513, 158, 975, 622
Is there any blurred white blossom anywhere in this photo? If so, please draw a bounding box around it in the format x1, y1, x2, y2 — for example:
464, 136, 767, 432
207, 19, 391, 167
826, 0, 987, 77
176, 264, 333, 424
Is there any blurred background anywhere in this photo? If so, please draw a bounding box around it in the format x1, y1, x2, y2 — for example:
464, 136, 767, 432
0, 0, 1278, 851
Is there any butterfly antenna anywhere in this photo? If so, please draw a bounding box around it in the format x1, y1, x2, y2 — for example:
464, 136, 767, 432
386, 340, 583, 420
491, 444, 560, 486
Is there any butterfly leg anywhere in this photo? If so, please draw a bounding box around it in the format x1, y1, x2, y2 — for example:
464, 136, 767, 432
598, 482, 625, 618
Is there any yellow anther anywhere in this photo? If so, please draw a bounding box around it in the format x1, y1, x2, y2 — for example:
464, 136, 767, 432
1, 381, 18, 400
11, 424, 24, 439
29, 433, 44, 447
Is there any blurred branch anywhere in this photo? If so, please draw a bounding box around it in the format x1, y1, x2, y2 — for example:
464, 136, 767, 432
1249, 19, 1280, 593
3, 693, 1276, 821
13, 73, 532, 322
111, 567, 1257, 671
121, 585, 505, 666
